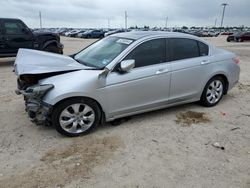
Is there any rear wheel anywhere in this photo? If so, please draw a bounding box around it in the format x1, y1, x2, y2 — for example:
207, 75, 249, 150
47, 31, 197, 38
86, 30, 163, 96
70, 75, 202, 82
200, 77, 225, 107
52, 98, 101, 137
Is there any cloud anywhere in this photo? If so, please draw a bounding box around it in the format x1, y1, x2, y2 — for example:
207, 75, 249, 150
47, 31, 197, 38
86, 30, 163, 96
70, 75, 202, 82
0, 0, 249, 28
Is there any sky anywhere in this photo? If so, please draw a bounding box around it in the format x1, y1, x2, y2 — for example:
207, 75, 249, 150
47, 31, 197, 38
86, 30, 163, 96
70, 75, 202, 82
0, 0, 250, 28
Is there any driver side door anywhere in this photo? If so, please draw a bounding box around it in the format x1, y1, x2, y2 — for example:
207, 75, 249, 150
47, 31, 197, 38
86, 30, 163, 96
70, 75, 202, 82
3, 19, 34, 54
104, 38, 171, 119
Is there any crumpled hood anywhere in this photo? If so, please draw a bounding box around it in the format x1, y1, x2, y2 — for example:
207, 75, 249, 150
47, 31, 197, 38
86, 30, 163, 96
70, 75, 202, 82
14, 49, 88, 77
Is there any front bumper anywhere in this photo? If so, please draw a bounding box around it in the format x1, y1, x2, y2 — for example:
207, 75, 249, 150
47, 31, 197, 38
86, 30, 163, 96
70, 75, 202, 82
25, 99, 52, 125
15, 84, 54, 125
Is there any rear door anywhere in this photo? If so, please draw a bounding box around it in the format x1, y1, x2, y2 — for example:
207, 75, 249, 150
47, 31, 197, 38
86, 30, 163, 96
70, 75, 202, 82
169, 38, 210, 102
3, 19, 34, 54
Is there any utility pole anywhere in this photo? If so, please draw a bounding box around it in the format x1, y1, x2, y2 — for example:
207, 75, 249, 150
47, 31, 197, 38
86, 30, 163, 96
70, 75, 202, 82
165, 17, 168, 28
220, 3, 228, 27
107, 18, 110, 30
214, 18, 217, 27
125, 11, 128, 30
39, 11, 42, 29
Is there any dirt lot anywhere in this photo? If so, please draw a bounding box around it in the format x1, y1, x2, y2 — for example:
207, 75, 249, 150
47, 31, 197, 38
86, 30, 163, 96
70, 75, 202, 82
0, 36, 250, 188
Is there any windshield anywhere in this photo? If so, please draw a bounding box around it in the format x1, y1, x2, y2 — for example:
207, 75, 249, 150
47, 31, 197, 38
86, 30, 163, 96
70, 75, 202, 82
74, 37, 133, 69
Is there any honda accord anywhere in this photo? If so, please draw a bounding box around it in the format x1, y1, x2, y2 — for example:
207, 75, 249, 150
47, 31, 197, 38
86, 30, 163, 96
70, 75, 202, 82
14, 31, 240, 136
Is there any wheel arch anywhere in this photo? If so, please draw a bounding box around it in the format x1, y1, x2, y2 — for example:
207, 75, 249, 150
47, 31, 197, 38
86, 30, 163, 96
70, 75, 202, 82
41, 40, 59, 50
205, 73, 229, 95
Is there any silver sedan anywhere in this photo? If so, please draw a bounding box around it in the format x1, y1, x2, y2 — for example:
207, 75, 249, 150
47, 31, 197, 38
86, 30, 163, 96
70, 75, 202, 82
14, 31, 240, 136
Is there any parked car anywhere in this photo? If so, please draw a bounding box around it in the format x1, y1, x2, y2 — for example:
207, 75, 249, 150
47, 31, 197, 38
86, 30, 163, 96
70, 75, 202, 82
104, 29, 126, 37
220, 31, 234, 35
80, 30, 105, 38
67, 30, 82, 37
0, 18, 63, 57
14, 31, 240, 136
76, 30, 86, 38
227, 32, 250, 42
200, 31, 218, 37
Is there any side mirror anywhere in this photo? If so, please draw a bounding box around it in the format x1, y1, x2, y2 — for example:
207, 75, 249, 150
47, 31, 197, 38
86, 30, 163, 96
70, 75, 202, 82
119, 59, 135, 73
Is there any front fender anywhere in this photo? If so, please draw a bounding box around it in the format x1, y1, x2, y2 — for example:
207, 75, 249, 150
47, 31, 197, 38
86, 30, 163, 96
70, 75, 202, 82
39, 70, 108, 114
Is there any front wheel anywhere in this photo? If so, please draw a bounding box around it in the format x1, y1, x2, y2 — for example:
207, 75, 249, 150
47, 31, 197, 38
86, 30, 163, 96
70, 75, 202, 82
44, 45, 60, 54
238, 38, 243, 42
200, 77, 225, 107
52, 98, 101, 137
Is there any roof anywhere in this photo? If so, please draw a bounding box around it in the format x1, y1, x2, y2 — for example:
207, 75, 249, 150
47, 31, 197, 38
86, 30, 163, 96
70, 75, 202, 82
112, 31, 193, 40
0, 18, 22, 21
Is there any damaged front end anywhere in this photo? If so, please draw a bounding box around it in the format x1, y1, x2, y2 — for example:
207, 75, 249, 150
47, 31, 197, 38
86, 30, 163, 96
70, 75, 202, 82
14, 49, 88, 125
16, 77, 54, 125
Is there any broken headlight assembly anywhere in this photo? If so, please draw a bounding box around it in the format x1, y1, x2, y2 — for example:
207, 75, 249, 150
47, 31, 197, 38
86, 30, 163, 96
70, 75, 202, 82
16, 84, 54, 98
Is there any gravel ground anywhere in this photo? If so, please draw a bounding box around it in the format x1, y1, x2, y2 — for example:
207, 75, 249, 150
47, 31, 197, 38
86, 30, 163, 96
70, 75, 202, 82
0, 36, 249, 188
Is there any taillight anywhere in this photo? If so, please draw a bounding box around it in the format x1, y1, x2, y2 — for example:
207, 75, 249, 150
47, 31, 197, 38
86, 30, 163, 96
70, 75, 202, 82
233, 57, 240, 64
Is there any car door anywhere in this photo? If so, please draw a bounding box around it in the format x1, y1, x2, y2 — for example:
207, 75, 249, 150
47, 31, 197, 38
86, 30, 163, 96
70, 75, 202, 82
3, 19, 34, 54
168, 38, 210, 102
105, 38, 171, 118
244, 32, 250, 41
0, 20, 5, 54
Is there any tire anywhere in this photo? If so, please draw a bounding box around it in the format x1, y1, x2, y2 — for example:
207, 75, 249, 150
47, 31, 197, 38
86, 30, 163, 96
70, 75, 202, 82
52, 98, 101, 137
227, 38, 231, 42
44, 45, 60, 54
238, 38, 243, 42
200, 76, 225, 107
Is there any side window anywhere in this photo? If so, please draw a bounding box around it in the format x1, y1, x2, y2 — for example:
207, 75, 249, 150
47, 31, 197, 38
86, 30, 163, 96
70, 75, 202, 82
125, 38, 166, 68
169, 38, 199, 61
4, 21, 25, 35
198, 41, 209, 56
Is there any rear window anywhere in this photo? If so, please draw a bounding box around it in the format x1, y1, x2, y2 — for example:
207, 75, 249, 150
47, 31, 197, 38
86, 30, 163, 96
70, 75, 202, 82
198, 41, 209, 56
169, 38, 200, 61
169, 38, 209, 61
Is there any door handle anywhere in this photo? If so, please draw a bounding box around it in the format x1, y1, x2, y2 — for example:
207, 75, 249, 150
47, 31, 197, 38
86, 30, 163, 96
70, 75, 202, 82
201, 60, 210, 65
156, 68, 169, 75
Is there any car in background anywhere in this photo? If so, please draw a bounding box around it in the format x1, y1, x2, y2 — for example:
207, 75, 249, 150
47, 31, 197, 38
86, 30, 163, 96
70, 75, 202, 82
67, 30, 82, 37
201, 31, 219, 37
227, 32, 250, 42
0, 18, 63, 57
14, 31, 240, 136
104, 29, 126, 37
221, 31, 234, 35
80, 30, 105, 38
76, 30, 86, 38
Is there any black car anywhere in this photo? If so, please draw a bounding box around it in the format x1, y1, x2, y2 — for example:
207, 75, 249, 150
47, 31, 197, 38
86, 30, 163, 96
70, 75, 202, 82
227, 32, 250, 42
0, 18, 63, 57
